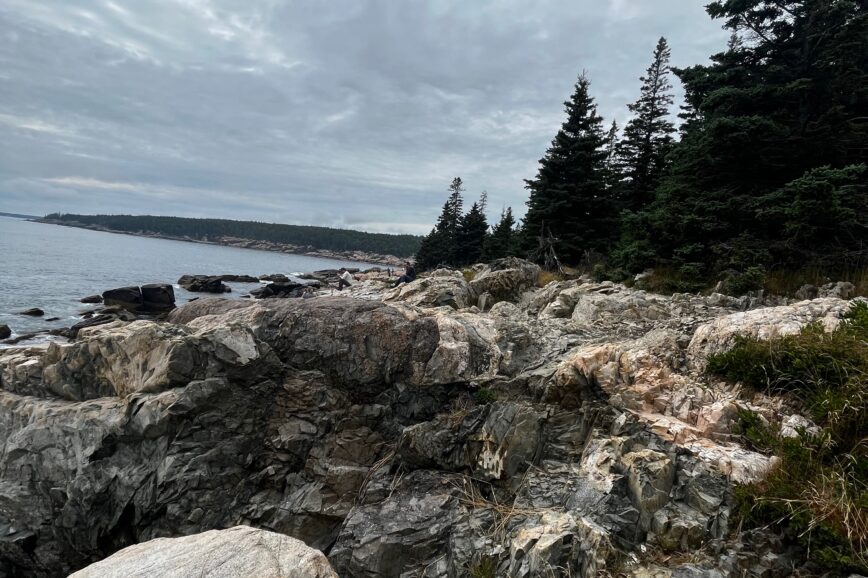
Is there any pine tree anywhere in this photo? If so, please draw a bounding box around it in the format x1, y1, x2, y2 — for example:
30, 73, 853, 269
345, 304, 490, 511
521, 73, 616, 265
616, 37, 676, 212
484, 207, 518, 260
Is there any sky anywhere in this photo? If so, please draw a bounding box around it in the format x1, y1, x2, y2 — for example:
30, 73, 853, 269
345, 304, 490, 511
0, 1, 730, 235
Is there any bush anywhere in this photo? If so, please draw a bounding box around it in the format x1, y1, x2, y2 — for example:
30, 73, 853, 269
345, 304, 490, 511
718, 266, 766, 296
474, 388, 497, 405
632, 265, 705, 294
707, 301, 868, 573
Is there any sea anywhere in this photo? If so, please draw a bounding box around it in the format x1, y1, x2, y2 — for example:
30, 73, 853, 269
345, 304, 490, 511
0, 216, 380, 344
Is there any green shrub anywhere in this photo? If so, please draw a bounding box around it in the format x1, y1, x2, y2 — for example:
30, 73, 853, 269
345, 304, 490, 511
718, 266, 766, 296
633, 265, 705, 294
708, 301, 868, 573
469, 557, 497, 578
474, 388, 497, 405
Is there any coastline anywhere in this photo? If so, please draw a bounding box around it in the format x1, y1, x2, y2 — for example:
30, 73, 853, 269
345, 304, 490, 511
35, 218, 407, 267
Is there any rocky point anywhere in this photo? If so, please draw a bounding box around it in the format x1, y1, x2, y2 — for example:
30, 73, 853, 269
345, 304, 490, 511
0, 258, 862, 577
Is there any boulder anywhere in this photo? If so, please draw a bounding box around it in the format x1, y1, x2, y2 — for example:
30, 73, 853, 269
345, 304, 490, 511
177, 275, 230, 293
140, 283, 175, 312
218, 274, 259, 283
468, 257, 541, 306
250, 281, 304, 299
69, 526, 337, 578
25, 319, 279, 400
260, 273, 290, 282
687, 297, 857, 363
170, 297, 501, 389
18, 307, 44, 317
383, 270, 474, 309
102, 286, 143, 310
80, 294, 103, 304
0, 324, 11, 339
818, 281, 856, 300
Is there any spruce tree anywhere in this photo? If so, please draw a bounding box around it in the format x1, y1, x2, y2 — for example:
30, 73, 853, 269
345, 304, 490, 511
414, 227, 442, 271
618, 0, 868, 276
616, 37, 676, 212
456, 198, 489, 266
484, 207, 517, 261
415, 177, 465, 270
521, 73, 615, 265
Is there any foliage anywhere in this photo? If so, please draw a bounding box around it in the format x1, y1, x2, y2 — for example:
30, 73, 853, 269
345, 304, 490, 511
615, 37, 676, 212
521, 74, 618, 264
708, 302, 868, 573
416, 178, 467, 269
468, 555, 497, 578
417, 180, 519, 270
616, 0, 868, 279
474, 388, 497, 405
631, 265, 705, 295
717, 266, 766, 296
484, 207, 518, 261
43, 213, 421, 257
457, 200, 489, 267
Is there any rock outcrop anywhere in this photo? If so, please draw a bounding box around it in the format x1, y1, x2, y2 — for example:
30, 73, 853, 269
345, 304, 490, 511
177, 275, 230, 293
18, 308, 44, 317
69, 526, 337, 578
0, 266, 860, 577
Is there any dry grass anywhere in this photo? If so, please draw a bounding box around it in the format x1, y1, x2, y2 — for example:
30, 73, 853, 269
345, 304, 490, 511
454, 473, 538, 538
763, 266, 868, 298
536, 270, 564, 287
713, 302, 868, 573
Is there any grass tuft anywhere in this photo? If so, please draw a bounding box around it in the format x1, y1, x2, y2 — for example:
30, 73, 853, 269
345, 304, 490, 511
708, 301, 868, 573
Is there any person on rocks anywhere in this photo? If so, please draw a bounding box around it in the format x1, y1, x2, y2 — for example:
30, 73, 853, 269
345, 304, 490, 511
337, 268, 354, 291
392, 262, 417, 287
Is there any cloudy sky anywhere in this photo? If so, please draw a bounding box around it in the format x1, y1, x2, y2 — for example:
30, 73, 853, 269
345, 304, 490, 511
0, 1, 729, 234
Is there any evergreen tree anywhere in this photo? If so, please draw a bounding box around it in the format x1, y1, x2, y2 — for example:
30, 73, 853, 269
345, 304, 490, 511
414, 227, 443, 271
618, 1, 868, 275
484, 207, 518, 261
456, 197, 489, 266
521, 73, 616, 265
603, 120, 623, 194
415, 177, 466, 269
616, 37, 676, 212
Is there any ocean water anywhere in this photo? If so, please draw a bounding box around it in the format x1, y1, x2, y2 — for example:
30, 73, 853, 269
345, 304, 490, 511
0, 217, 379, 342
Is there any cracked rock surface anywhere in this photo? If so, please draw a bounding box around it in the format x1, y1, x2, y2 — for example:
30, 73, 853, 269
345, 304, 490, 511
0, 261, 860, 577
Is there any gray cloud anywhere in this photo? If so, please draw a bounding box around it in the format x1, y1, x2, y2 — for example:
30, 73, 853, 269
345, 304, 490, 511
0, 0, 729, 234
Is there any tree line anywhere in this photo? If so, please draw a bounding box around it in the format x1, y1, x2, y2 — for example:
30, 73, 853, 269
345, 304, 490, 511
416, 0, 867, 292
43, 214, 422, 257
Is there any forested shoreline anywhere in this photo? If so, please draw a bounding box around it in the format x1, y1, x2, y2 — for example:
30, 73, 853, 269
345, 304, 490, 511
40, 213, 422, 258
416, 0, 867, 296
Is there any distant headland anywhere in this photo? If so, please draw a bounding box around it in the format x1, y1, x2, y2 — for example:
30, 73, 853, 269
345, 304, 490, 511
36, 213, 421, 266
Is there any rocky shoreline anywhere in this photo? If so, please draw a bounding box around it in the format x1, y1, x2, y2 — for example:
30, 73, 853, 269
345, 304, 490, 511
0, 258, 863, 577
35, 218, 408, 267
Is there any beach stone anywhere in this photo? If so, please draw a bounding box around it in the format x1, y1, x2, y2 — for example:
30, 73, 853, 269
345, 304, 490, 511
0, 324, 10, 339
80, 294, 103, 304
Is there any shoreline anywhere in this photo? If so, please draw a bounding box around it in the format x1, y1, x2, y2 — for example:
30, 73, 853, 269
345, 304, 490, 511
35, 218, 408, 267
